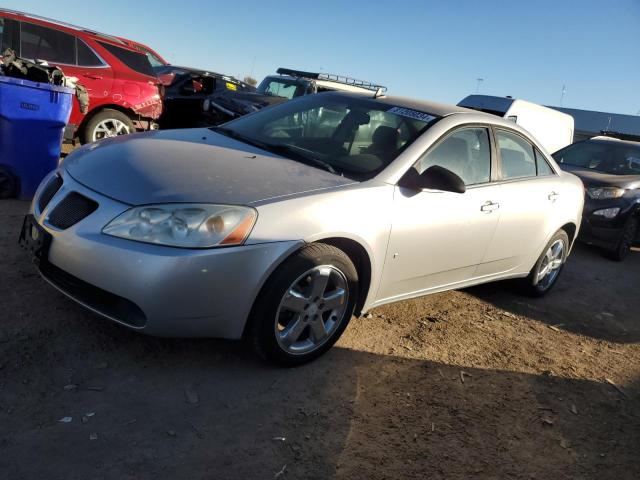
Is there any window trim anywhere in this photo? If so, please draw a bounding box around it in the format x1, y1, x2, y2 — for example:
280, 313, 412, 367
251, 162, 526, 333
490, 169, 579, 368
406, 123, 497, 189
492, 126, 559, 184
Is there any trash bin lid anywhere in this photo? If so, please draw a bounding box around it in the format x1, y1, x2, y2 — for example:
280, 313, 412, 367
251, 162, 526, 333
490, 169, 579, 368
0, 75, 74, 94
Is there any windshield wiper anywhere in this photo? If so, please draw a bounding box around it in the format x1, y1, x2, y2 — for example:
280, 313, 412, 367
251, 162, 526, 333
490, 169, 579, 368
210, 127, 338, 175
209, 126, 273, 152
268, 143, 338, 175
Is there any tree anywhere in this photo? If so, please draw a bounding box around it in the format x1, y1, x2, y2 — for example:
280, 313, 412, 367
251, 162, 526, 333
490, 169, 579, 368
243, 76, 257, 87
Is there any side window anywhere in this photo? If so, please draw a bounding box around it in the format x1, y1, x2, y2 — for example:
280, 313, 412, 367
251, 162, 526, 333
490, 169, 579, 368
97, 41, 154, 76
416, 127, 491, 186
0, 18, 20, 52
76, 38, 103, 66
496, 130, 537, 180
20, 21, 76, 64
535, 148, 555, 176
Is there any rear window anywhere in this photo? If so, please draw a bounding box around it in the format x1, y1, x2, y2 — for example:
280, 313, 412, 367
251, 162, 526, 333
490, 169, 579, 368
97, 40, 154, 76
76, 38, 103, 66
257, 77, 308, 99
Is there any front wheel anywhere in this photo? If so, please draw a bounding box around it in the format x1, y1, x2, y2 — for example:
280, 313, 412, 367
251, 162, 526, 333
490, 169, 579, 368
602, 216, 638, 262
520, 229, 569, 297
247, 243, 358, 366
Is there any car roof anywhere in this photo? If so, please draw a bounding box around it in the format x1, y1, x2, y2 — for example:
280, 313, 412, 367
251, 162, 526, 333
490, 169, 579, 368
588, 136, 640, 148
0, 8, 139, 51
326, 91, 480, 117
374, 95, 476, 117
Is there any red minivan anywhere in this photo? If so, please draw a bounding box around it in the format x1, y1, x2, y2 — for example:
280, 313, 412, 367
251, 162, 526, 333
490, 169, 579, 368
0, 9, 162, 143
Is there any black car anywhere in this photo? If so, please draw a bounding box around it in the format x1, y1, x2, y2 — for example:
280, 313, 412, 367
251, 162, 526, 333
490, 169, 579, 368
554, 137, 640, 260
155, 65, 256, 129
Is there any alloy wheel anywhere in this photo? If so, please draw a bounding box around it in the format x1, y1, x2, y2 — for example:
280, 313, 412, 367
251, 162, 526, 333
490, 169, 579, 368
536, 239, 565, 289
275, 265, 349, 355
92, 119, 131, 141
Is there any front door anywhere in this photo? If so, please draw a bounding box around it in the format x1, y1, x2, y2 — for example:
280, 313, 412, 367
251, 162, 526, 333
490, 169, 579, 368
377, 126, 501, 302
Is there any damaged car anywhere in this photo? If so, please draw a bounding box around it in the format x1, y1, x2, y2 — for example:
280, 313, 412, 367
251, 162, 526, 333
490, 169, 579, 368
119, 37, 257, 129
1, 9, 162, 143
159, 69, 256, 129
21, 92, 584, 365
200, 68, 387, 125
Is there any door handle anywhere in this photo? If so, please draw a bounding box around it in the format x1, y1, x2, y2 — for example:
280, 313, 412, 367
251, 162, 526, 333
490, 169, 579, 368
480, 201, 500, 212
82, 73, 103, 80
548, 192, 560, 202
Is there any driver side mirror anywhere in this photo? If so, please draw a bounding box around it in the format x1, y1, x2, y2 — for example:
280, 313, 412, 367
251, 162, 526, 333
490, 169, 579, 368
398, 165, 466, 194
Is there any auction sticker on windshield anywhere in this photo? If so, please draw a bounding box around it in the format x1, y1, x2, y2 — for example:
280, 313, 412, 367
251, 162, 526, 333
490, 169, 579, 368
387, 106, 436, 123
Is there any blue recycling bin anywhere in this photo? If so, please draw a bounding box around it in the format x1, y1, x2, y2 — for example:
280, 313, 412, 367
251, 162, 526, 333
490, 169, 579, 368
0, 76, 73, 199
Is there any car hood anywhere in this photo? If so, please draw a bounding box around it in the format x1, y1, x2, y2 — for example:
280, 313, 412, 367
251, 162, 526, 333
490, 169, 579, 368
64, 129, 355, 205
560, 165, 640, 189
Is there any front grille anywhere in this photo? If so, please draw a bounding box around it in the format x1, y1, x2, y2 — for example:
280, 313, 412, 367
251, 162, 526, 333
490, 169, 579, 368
38, 175, 63, 213
47, 192, 98, 229
39, 261, 147, 328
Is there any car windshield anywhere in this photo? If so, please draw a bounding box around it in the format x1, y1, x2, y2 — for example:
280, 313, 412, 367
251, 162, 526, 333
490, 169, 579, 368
553, 141, 640, 175
212, 93, 439, 179
257, 77, 308, 99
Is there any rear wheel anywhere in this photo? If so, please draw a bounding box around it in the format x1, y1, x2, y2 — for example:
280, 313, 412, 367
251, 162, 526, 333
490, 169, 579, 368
82, 109, 135, 144
603, 216, 638, 261
248, 243, 358, 366
520, 230, 569, 297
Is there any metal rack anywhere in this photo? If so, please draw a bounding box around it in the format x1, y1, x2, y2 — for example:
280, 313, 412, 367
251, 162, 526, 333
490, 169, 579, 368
276, 68, 387, 93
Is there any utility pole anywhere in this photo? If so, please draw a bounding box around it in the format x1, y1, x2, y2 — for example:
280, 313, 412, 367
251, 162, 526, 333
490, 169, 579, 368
475, 78, 484, 94
560, 85, 567, 106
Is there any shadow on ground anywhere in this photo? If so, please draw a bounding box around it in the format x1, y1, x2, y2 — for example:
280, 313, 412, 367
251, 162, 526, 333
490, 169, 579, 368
1, 331, 638, 480
466, 243, 640, 344
1, 200, 639, 479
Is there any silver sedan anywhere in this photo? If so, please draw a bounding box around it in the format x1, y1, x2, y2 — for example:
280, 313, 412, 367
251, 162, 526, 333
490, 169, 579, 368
22, 92, 584, 364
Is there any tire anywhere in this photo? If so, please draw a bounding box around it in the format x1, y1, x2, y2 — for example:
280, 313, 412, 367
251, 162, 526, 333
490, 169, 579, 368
602, 216, 638, 262
81, 109, 135, 144
520, 229, 569, 297
247, 243, 358, 366
0, 168, 17, 199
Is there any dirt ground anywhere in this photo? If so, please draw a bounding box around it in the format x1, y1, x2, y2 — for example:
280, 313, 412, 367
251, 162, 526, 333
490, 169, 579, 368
1, 198, 638, 480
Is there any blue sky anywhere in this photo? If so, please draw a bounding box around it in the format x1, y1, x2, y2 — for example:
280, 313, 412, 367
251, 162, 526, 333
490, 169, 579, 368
6, 0, 640, 115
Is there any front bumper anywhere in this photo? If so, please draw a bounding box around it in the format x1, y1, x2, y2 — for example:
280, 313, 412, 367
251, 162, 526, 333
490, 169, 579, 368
578, 196, 637, 248
30, 169, 301, 338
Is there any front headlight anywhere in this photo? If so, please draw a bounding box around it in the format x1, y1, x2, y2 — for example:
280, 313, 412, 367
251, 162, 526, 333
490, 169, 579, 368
103, 204, 257, 248
586, 187, 625, 199
592, 207, 621, 219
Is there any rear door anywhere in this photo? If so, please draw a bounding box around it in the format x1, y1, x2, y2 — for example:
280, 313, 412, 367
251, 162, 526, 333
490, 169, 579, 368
59, 37, 113, 105
377, 125, 502, 301
477, 128, 561, 276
